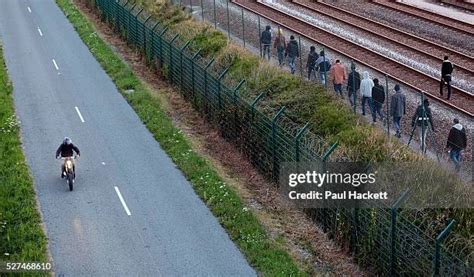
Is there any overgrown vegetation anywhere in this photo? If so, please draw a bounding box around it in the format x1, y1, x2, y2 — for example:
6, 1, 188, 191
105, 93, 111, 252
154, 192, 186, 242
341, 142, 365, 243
131, 0, 472, 238
0, 45, 49, 268
73, 0, 473, 272
56, 0, 304, 274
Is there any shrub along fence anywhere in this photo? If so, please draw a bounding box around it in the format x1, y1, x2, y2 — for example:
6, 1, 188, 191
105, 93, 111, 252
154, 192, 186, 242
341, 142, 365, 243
91, 0, 471, 275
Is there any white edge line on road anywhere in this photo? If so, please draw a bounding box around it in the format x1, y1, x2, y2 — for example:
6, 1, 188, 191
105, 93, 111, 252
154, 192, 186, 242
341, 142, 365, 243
114, 186, 132, 216
27, 6, 32, 13
52, 59, 59, 71
37, 27, 43, 37
74, 106, 85, 123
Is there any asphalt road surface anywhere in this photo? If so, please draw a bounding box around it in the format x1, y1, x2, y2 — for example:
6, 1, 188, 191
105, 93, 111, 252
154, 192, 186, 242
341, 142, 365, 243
0, 0, 254, 275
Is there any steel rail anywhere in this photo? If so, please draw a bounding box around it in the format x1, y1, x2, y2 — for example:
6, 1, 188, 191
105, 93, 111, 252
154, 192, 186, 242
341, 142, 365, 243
372, 0, 474, 36
294, 0, 474, 75
231, 0, 474, 117
439, 0, 474, 12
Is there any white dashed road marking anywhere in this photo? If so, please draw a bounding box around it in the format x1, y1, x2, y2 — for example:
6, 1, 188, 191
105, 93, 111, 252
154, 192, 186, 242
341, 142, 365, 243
37, 27, 43, 37
75, 106, 85, 123
114, 186, 132, 216
52, 59, 59, 71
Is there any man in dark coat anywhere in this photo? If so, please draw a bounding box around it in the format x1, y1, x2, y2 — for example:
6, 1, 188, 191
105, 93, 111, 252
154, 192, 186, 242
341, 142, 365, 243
286, 35, 299, 75
260, 25, 272, 61
371, 78, 385, 123
411, 98, 434, 152
347, 62, 361, 107
439, 56, 453, 100
446, 118, 467, 172
306, 46, 318, 81
390, 84, 406, 138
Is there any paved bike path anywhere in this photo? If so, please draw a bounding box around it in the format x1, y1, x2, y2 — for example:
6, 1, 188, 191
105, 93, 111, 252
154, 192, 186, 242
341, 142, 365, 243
0, 0, 254, 275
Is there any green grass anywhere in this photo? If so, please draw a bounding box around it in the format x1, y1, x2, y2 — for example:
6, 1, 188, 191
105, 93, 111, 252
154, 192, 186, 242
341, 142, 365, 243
0, 45, 49, 267
55, 0, 304, 275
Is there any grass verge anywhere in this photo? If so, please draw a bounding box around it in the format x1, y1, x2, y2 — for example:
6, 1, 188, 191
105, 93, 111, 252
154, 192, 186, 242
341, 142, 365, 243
0, 45, 49, 265
55, 0, 303, 275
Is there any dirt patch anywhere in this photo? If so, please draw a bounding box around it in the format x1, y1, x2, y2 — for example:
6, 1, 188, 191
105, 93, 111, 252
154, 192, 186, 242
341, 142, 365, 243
74, 0, 366, 275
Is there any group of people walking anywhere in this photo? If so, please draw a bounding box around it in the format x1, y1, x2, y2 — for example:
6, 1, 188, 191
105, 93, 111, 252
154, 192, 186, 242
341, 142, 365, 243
261, 27, 467, 172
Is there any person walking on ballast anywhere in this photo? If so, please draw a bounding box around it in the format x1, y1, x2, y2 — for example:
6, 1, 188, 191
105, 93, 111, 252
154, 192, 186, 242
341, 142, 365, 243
329, 59, 347, 97
273, 29, 286, 67
360, 71, 374, 116
260, 25, 272, 61
440, 56, 454, 100
390, 84, 406, 138
411, 98, 434, 153
306, 46, 318, 81
286, 35, 299, 75
347, 63, 360, 108
446, 118, 467, 172
371, 78, 385, 124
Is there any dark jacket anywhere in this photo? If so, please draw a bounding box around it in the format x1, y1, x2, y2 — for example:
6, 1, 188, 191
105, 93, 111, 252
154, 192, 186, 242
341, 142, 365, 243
273, 35, 286, 51
441, 60, 453, 77
390, 91, 406, 117
306, 51, 318, 69
372, 84, 385, 104
347, 71, 361, 92
56, 143, 80, 158
286, 40, 299, 58
447, 123, 467, 151
261, 30, 272, 45
411, 104, 434, 128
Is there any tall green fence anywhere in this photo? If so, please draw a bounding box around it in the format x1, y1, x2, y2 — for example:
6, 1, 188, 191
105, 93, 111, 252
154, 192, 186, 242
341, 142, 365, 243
93, 0, 472, 275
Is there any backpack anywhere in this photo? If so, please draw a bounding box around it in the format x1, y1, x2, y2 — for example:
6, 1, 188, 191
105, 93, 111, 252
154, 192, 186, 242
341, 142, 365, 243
319, 60, 331, 72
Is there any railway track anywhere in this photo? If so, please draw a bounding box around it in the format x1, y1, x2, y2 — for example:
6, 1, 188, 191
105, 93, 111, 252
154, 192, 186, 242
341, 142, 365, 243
231, 0, 474, 117
372, 0, 474, 36
440, 0, 474, 12
292, 0, 474, 79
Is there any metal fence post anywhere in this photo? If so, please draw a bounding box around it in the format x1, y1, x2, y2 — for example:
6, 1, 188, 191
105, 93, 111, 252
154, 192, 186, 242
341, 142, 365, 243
169, 34, 180, 83
322, 141, 338, 161
179, 40, 193, 91
351, 208, 359, 256
250, 92, 265, 120
134, 9, 144, 45
390, 190, 410, 276
226, 0, 230, 39
118, 0, 131, 34
385, 74, 390, 139
299, 36, 303, 78
322, 48, 327, 90
115, 0, 121, 33
433, 220, 456, 276
142, 16, 152, 54
191, 49, 202, 100
241, 8, 245, 48
295, 123, 309, 162
200, 0, 204, 21
217, 67, 230, 111
203, 58, 215, 116
258, 16, 262, 58
148, 23, 159, 65
272, 107, 286, 180
213, 0, 217, 29
421, 92, 426, 153
189, 0, 193, 14
351, 60, 356, 114
157, 27, 169, 68
127, 4, 137, 43
232, 80, 246, 137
